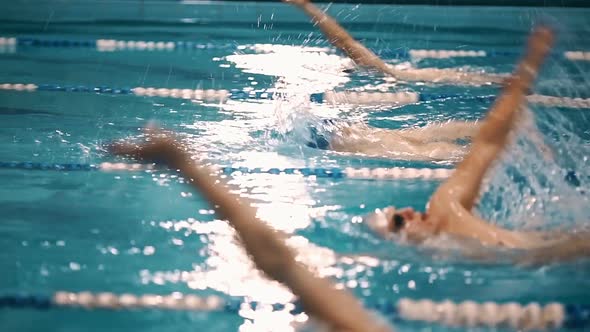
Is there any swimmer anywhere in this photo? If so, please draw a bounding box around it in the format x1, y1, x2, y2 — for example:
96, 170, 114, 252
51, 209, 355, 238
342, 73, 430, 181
306, 106, 551, 162
286, 0, 551, 161
110, 136, 393, 332
283, 0, 504, 85
364, 27, 590, 262
108, 28, 583, 331
305, 117, 480, 161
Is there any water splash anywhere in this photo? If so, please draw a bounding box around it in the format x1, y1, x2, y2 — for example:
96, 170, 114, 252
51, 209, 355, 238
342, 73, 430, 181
478, 105, 589, 231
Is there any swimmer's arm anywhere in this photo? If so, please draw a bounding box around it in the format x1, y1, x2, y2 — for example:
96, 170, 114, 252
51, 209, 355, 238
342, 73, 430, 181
399, 120, 481, 142
284, 0, 394, 75
519, 232, 590, 265
284, 1, 503, 85
433, 27, 553, 211
110, 133, 389, 332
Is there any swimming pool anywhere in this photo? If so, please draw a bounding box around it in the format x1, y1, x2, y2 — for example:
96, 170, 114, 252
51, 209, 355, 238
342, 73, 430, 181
1, 1, 590, 331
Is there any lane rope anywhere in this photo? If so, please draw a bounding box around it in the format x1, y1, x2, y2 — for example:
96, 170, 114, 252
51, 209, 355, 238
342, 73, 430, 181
0, 291, 588, 329
1, 82, 588, 109
0, 162, 454, 180
248, 43, 590, 62
2, 37, 589, 62
0, 37, 234, 53
0, 162, 583, 186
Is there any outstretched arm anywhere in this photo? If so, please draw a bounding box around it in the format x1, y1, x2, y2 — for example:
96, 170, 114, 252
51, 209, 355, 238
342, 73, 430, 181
283, 0, 393, 73
519, 232, 590, 265
433, 27, 554, 211
110, 130, 390, 332
398, 120, 481, 143
284, 0, 503, 85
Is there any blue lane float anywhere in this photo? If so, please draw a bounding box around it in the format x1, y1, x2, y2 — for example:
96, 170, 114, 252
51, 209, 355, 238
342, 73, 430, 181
1, 36, 235, 52
0, 291, 588, 329
0, 161, 99, 171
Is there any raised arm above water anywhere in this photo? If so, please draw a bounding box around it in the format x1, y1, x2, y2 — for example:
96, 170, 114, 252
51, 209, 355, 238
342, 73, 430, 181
109, 128, 392, 332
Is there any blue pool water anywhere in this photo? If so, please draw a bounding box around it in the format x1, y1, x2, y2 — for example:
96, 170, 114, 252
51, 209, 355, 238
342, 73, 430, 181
1, 1, 590, 331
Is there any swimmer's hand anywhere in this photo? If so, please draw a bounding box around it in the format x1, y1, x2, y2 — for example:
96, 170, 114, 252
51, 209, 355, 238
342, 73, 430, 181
108, 127, 186, 167
282, 0, 310, 6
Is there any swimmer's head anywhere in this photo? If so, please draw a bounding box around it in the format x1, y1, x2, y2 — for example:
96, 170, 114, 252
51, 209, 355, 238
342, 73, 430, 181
364, 206, 436, 243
